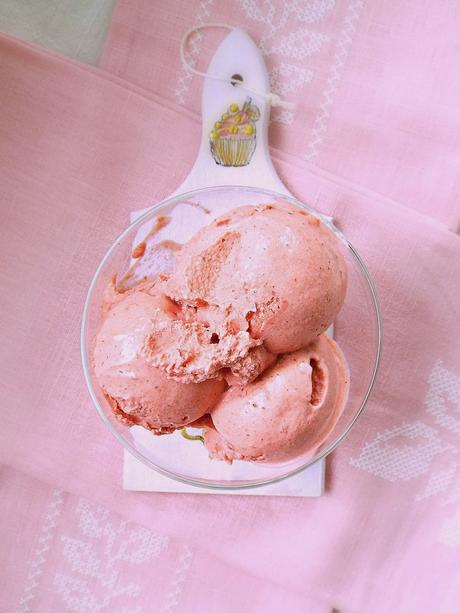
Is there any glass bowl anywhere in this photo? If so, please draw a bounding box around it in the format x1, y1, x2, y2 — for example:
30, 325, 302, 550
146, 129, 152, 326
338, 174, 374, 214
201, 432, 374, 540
81, 186, 381, 489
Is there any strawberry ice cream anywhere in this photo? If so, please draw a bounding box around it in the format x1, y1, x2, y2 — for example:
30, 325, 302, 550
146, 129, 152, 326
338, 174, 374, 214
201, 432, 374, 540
94, 285, 225, 434
165, 202, 347, 356
203, 335, 349, 463
93, 201, 350, 460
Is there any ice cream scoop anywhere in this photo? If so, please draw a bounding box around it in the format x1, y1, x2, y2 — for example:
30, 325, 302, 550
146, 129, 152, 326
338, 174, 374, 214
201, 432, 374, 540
94, 285, 226, 434
203, 334, 349, 463
165, 202, 347, 358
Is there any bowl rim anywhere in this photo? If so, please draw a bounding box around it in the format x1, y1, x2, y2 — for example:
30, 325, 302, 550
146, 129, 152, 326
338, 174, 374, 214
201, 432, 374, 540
81, 185, 382, 490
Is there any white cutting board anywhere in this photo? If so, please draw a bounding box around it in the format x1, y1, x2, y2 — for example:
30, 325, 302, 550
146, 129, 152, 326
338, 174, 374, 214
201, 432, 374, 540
124, 27, 325, 496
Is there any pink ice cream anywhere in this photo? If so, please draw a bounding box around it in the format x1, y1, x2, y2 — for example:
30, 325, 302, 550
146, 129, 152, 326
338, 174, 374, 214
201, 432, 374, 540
93, 201, 350, 462
224, 345, 277, 386
94, 284, 225, 434
203, 335, 349, 463
165, 202, 347, 362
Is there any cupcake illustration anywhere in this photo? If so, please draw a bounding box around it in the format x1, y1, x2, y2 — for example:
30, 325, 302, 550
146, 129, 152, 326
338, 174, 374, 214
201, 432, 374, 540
209, 97, 261, 167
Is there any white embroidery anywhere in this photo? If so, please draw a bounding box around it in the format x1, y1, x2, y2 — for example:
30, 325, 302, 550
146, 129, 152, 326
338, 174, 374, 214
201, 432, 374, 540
272, 108, 294, 125
290, 0, 337, 23
350, 360, 460, 547
264, 28, 329, 59
349, 421, 453, 482
269, 62, 313, 96
54, 498, 169, 612
441, 473, 460, 507
415, 462, 459, 502
241, 0, 335, 34
241, 0, 336, 125
162, 545, 194, 613
175, 0, 215, 104
304, 0, 365, 160
438, 509, 460, 547
426, 360, 460, 436
18, 489, 64, 613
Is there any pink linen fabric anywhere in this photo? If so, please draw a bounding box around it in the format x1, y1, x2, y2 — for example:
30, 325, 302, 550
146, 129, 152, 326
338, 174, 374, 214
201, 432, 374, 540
101, 0, 460, 230
1, 5, 460, 611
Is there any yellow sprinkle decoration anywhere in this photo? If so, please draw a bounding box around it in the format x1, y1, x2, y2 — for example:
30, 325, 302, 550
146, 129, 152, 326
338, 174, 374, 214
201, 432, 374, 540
230, 125, 239, 134
222, 113, 229, 120
233, 115, 241, 124
214, 121, 222, 129
210, 130, 219, 140
229, 103, 239, 113
243, 124, 254, 136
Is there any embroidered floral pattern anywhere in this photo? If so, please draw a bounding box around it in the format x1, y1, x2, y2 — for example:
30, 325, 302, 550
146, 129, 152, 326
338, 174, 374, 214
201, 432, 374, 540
350, 360, 460, 546
53, 499, 169, 612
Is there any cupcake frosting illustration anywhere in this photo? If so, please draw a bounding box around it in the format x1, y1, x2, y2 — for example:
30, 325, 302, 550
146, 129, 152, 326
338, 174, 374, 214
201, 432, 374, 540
209, 97, 261, 167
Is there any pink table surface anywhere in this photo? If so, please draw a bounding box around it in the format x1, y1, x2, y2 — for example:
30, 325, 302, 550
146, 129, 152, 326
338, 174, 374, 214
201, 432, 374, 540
1, 1, 460, 610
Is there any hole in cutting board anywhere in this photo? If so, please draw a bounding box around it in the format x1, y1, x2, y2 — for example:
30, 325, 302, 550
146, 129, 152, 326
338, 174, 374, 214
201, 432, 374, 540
231, 73, 243, 86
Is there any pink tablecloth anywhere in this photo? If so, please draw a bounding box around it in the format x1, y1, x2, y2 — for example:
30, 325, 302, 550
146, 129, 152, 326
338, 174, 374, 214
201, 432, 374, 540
103, 0, 460, 230
1, 1, 460, 610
